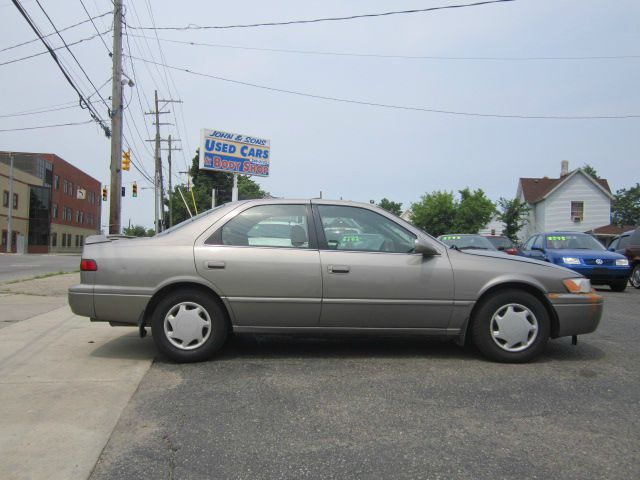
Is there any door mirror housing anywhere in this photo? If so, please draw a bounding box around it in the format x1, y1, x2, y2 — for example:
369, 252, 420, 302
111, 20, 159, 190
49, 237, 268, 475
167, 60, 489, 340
414, 239, 439, 256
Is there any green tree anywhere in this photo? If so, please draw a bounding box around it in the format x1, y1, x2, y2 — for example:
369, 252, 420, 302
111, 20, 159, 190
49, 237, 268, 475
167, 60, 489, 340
582, 164, 600, 180
166, 149, 267, 226
123, 224, 152, 237
453, 188, 496, 233
496, 197, 531, 243
410, 191, 456, 236
612, 183, 640, 226
377, 198, 403, 216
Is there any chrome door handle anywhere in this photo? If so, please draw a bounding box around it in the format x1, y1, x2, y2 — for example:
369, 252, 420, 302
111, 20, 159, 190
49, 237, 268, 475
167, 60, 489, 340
328, 265, 350, 274
205, 261, 226, 269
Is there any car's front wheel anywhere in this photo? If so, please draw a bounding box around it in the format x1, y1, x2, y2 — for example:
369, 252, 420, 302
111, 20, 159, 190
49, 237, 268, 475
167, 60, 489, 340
471, 290, 550, 363
151, 289, 229, 363
610, 281, 627, 292
630, 264, 640, 289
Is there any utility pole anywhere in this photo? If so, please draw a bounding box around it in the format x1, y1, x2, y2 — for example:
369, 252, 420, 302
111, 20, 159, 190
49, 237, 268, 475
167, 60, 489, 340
161, 135, 181, 228
145, 91, 181, 233
108, 0, 123, 234
6, 152, 14, 253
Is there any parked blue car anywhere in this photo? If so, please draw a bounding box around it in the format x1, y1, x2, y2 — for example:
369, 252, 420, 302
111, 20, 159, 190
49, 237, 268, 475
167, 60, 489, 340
520, 232, 631, 291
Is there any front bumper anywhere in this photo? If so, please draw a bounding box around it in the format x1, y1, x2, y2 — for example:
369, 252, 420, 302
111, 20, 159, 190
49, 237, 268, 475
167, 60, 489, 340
559, 265, 631, 284
547, 292, 603, 337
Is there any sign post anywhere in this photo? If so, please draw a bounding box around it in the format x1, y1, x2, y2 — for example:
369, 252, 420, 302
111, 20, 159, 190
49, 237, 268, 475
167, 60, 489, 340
199, 129, 270, 202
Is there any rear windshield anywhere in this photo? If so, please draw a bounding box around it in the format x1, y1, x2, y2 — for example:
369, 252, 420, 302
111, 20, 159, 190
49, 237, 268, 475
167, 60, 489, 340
486, 237, 514, 249
439, 235, 496, 251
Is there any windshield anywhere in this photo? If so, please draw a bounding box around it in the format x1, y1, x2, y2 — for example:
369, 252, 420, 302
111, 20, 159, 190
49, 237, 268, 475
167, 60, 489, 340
439, 235, 496, 251
545, 234, 605, 251
156, 204, 226, 236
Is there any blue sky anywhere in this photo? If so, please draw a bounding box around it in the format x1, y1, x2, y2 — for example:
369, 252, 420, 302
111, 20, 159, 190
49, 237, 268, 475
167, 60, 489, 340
1, 0, 639, 228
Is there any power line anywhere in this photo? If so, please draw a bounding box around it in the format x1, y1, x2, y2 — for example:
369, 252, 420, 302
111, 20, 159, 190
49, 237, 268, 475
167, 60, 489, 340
0, 10, 110, 53
10, 0, 111, 136
130, 34, 640, 62
0, 30, 110, 67
0, 119, 94, 132
126, 0, 515, 30
33, 0, 111, 111
78, 0, 111, 54
127, 55, 640, 120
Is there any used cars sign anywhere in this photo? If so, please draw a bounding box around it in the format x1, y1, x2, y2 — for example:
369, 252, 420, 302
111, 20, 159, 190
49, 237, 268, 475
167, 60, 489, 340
199, 128, 270, 177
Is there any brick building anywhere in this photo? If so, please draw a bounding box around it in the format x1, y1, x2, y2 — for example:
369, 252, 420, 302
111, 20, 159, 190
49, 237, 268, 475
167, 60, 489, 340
0, 152, 101, 253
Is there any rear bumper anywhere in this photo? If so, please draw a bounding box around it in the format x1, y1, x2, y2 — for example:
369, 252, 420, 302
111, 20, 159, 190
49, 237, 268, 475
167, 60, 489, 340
547, 292, 603, 337
68, 284, 96, 318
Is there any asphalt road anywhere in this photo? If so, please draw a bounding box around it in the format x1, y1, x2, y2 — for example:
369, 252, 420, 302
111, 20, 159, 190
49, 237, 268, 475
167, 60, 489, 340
0, 254, 79, 283
91, 288, 640, 480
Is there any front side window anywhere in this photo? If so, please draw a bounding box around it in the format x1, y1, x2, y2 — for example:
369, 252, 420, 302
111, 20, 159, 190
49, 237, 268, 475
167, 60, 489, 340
317, 205, 416, 253
214, 204, 310, 249
532, 235, 543, 250
571, 201, 584, 222
618, 235, 630, 250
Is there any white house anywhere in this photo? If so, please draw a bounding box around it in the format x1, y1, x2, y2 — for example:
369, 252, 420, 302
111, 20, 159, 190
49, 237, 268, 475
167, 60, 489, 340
517, 161, 614, 243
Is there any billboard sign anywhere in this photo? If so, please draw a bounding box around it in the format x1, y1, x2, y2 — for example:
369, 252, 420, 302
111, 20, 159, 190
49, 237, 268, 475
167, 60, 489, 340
199, 128, 270, 177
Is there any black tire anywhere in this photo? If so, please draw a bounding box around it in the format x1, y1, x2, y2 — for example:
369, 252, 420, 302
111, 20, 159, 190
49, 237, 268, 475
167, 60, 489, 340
610, 281, 627, 292
151, 289, 229, 363
471, 289, 550, 363
630, 264, 640, 289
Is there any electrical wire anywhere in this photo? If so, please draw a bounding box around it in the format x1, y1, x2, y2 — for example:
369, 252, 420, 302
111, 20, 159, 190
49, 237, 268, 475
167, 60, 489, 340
127, 55, 640, 120
0, 119, 94, 132
130, 34, 640, 62
10, 0, 111, 136
0, 99, 100, 118
0, 10, 110, 53
78, 0, 111, 54
0, 30, 110, 67
126, 0, 515, 30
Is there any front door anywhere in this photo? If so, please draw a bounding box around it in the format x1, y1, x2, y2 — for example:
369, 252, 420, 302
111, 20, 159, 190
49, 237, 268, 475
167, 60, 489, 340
194, 203, 322, 327
314, 204, 454, 330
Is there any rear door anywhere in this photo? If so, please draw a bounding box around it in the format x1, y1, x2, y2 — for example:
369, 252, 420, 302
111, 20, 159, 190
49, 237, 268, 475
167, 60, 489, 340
194, 202, 322, 327
313, 203, 453, 330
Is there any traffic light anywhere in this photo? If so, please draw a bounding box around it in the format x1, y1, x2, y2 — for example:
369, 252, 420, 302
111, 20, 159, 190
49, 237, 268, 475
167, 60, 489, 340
102, 186, 108, 201
122, 150, 131, 171
132, 182, 138, 197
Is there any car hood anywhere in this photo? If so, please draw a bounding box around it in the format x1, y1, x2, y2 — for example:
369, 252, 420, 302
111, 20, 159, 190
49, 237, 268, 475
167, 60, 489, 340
456, 248, 577, 275
545, 249, 626, 260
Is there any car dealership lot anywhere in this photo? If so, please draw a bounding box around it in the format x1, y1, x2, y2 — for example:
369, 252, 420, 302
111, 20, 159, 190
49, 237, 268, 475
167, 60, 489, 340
90, 287, 640, 480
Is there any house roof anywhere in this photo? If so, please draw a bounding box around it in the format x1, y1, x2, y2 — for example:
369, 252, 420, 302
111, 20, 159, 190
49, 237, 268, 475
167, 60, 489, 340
519, 169, 612, 204
586, 224, 635, 236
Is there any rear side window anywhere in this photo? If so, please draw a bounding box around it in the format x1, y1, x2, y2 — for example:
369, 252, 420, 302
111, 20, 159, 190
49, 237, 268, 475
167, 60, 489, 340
210, 204, 310, 249
317, 205, 416, 253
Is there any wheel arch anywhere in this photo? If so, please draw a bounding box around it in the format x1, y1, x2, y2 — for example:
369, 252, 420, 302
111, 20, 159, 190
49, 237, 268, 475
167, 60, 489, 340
141, 281, 234, 329
460, 281, 559, 345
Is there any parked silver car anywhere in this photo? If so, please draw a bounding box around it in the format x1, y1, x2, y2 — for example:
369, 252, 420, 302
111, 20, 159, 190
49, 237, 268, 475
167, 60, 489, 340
69, 199, 603, 363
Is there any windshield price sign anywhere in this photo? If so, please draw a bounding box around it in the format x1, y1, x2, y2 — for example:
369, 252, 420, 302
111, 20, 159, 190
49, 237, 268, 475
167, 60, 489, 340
199, 128, 270, 177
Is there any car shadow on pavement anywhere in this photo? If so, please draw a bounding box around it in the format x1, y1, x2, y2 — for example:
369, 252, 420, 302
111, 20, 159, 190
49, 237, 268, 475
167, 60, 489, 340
89, 331, 157, 360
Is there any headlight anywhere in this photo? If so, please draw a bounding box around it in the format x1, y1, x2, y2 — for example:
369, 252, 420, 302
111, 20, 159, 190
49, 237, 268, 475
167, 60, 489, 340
562, 257, 581, 265
563, 278, 592, 293
616, 259, 629, 266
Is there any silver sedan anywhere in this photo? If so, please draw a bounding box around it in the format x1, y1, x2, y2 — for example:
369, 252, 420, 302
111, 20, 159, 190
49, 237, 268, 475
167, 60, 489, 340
69, 199, 603, 363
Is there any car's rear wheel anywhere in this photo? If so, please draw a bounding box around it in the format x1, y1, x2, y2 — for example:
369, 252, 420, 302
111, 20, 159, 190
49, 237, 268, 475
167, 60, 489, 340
151, 289, 228, 363
610, 281, 627, 292
630, 264, 640, 289
471, 290, 550, 363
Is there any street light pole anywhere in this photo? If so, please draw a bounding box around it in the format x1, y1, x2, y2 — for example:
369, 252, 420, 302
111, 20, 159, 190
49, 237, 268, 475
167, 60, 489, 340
7, 152, 14, 253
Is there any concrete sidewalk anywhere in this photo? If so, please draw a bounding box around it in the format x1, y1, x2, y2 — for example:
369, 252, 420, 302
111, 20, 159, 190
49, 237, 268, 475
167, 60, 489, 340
0, 276, 156, 480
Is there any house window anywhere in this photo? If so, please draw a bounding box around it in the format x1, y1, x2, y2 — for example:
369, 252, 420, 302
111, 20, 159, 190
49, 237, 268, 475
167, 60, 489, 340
2, 190, 8, 207
51, 233, 57, 247
52, 204, 58, 219
54, 175, 60, 190
571, 201, 584, 222
88, 191, 95, 204
13, 193, 18, 209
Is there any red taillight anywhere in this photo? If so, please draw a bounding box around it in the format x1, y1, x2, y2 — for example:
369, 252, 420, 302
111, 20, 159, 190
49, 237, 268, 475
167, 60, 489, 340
80, 259, 97, 271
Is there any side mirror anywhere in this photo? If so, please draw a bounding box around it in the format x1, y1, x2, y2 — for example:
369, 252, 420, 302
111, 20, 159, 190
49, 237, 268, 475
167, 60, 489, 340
415, 239, 439, 256
607, 247, 615, 252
